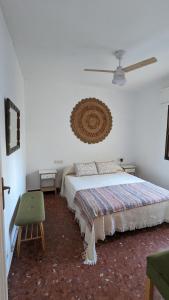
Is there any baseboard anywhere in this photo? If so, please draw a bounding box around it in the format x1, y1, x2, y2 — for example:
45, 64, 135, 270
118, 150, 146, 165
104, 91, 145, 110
7, 226, 19, 275
27, 188, 61, 194
27, 189, 41, 192
10, 226, 18, 253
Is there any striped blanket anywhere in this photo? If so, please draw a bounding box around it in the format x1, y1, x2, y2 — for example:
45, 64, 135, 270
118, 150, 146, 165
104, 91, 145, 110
74, 182, 169, 231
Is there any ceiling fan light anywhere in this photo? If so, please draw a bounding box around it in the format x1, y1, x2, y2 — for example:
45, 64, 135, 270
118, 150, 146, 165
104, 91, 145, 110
112, 67, 126, 86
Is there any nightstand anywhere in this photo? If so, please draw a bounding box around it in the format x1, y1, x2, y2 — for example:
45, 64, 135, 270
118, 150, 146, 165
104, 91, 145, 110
121, 164, 136, 176
39, 169, 57, 196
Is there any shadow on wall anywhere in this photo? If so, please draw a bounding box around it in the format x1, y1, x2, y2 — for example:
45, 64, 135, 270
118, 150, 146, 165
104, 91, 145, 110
26, 169, 63, 191
26, 171, 40, 191
9, 197, 20, 253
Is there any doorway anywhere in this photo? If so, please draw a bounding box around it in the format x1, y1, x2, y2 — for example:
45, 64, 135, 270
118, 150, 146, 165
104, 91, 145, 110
0, 161, 8, 299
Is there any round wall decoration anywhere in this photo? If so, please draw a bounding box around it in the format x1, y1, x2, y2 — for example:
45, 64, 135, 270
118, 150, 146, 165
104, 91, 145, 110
70, 98, 113, 144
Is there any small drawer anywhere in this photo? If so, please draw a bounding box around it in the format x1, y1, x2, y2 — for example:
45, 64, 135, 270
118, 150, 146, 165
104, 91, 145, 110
41, 174, 55, 179
125, 168, 135, 173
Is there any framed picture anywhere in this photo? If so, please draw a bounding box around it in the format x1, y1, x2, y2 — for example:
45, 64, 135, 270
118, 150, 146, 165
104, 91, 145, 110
5, 98, 20, 156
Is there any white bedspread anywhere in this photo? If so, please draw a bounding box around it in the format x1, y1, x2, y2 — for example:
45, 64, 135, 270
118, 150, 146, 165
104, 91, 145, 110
64, 172, 144, 210
61, 172, 169, 265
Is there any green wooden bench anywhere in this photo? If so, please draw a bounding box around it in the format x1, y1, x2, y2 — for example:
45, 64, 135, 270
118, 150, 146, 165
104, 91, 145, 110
15, 191, 45, 257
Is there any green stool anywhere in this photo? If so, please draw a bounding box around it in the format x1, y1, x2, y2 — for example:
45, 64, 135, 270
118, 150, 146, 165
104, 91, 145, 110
15, 191, 45, 257
146, 250, 169, 300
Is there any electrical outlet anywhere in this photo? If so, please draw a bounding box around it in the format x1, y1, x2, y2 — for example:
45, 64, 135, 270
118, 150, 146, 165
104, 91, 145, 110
54, 160, 63, 164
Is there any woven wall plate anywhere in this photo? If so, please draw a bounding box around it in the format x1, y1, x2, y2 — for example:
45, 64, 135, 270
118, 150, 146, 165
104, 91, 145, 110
70, 98, 113, 144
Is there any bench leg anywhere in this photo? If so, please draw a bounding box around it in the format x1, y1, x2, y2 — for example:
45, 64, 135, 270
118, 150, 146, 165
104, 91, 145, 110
145, 277, 153, 300
40, 222, 45, 251
17, 226, 22, 257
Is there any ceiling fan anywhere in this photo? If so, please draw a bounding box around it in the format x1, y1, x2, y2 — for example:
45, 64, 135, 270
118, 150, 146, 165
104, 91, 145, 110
84, 50, 157, 86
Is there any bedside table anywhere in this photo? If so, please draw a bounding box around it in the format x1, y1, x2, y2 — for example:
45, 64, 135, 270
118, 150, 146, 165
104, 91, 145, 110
39, 169, 57, 196
121, 164, 136, 176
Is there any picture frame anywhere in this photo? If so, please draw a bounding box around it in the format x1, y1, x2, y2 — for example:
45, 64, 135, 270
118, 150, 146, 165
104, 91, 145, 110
5, 98, 20, 156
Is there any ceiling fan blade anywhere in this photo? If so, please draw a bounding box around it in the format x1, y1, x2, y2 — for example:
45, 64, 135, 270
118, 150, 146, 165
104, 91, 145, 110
123, 57, 157, 73
84, 68, 114, 73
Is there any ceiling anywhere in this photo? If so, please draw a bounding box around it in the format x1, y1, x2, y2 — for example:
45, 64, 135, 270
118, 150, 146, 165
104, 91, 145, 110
1, 0, 169, 90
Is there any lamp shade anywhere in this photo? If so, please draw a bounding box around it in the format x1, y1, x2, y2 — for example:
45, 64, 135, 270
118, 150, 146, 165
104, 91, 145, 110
112, 67, 126, 86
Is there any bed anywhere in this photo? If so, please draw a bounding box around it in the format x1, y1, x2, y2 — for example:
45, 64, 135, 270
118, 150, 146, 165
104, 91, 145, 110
61, 167, 169, 265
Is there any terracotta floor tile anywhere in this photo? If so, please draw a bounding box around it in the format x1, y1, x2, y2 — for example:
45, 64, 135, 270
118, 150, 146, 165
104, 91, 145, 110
8, 193, 167, 300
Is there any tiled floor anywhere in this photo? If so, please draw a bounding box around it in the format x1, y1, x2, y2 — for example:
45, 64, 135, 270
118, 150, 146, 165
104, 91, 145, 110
8, 193, 168, 300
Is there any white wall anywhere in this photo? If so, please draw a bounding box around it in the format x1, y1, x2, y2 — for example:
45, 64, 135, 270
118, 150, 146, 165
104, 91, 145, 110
26, 73, 169, 192
26, 78, 135, 190
132, 82, 169, 189
0, 7, 26, 273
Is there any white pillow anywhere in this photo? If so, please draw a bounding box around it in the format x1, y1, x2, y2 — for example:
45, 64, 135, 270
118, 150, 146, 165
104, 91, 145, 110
96, 161, 123, 175
74, 162, 98, 177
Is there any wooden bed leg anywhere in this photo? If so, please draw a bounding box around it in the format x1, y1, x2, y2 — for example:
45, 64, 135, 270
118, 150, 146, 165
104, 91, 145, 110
40, 222, 45, 251
17, 226, 22, 257
145, 277, 153, 300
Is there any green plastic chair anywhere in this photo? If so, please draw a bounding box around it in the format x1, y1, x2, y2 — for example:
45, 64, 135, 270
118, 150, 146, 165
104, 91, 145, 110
146, 250, 169, 300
